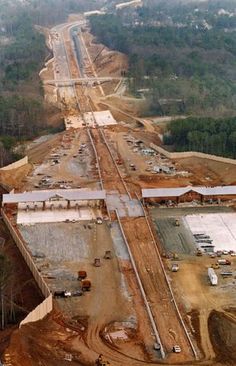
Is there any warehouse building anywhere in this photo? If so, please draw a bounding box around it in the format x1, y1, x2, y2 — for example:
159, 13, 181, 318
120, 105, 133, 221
2, 189, 107, 224
142, 185, 236, 204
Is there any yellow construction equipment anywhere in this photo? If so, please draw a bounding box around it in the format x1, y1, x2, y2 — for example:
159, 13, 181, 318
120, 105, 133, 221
196, 249, 203, 256
95, 354, 110, 365
172, 252, 179, 260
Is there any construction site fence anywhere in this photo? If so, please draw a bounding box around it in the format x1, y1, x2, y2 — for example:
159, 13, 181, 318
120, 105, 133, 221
150, 143, 236, 165
1, 210, 53, 326
0, 156, 28, 171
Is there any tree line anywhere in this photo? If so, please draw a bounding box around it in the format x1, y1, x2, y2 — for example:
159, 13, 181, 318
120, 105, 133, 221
164, 117, 236, 158
89, 12, 236, 116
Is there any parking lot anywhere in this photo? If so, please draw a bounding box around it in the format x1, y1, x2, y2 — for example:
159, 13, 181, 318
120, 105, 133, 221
25, 129, 98, 191
109, 130, 191, 178
151, 206, 235, 255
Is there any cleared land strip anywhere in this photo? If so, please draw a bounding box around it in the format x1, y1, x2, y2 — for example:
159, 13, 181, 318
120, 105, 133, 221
90, 128, 129, 195
90, 125, 196, 361
59, 22, 197, 362
121, 216, 195, 361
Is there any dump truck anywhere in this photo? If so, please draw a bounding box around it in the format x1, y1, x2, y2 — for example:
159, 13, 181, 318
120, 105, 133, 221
208, 268, 218, 286
81, 279, 91, 291
77, 271, 87, 280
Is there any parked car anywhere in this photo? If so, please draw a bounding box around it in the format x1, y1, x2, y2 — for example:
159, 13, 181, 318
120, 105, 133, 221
217, 259, 231, 265
96, 217, 103, 225
173, 345, 181, 353
171, 263, 179, 272
54, 290, 71, 298
72, 290, 83, 297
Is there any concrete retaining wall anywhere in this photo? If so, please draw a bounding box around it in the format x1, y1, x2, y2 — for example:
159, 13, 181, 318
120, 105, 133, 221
0, 156, 28, 171
1, 210, 52, 326
20, 294, 52, 327
150, 143, 236, 165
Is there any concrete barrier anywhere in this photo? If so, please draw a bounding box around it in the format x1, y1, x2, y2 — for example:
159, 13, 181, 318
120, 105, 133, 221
150, 143, 236, 165
20, 294, 52, 327
0, 156, 28, 171
1, 210, 53, 326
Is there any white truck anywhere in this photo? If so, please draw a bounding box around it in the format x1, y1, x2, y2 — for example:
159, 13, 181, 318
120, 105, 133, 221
208, 267, 218, 286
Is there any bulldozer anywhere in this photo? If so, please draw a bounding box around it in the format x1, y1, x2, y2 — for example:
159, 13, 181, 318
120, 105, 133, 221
95, 354, 110, 365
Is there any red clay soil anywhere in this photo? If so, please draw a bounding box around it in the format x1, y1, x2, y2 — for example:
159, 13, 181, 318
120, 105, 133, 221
208, 310, 236, 365
3, 312, 84, 366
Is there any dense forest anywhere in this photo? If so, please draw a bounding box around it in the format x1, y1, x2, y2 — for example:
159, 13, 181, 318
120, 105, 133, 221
0, 0, 98, 166
0, 9, 47, 165
89, 0, 236, 117
165, 117, 236, 158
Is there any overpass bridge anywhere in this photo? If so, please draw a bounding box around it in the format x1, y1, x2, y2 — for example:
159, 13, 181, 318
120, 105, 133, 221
44, 76, 125, 87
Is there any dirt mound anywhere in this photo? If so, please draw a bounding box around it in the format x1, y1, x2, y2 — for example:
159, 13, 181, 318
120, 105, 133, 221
3, 313, 85, 366
208, 310, 236, 365
0, 164, 32, 190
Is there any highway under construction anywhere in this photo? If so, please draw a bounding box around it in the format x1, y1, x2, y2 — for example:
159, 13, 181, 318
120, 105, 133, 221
1, 13, 236, 366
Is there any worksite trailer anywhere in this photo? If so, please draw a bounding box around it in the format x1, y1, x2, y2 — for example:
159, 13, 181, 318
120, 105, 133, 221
208, 267, 218, 286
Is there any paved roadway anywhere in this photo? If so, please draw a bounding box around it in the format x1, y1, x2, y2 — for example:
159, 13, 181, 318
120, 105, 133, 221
50, 21, 85, 106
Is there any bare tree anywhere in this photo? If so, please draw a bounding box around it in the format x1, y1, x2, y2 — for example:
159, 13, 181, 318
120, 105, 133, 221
0, 253, 12, 330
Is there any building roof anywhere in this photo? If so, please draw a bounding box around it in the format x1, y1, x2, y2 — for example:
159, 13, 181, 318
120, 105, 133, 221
2, 189, 106, 204
142, 185, 236, 198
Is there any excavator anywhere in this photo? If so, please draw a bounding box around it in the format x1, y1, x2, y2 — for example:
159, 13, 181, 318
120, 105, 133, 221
95, 354, 110, 365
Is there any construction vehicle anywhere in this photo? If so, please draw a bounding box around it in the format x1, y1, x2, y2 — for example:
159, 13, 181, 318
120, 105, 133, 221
196, 249, 203, 256
77, 271, 87, 280
95, 354, 110, 365
96, 217, 103, 225
208, 268, 218, 286
171, 263, 179, 272
72, 290, 83, 297
174, 219, 180, 227
81, 279, 91, 291
94, 258, 101, 267
104, 250, 112, 259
